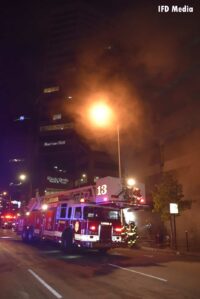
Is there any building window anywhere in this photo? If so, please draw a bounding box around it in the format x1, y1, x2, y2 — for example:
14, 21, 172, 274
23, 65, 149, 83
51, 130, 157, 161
53, 114, 62, 121
43, 86, 60, 93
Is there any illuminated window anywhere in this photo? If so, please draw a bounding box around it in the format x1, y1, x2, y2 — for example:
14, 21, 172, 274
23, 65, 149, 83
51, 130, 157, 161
52, 114, 62, 120
43, 86, 60, 93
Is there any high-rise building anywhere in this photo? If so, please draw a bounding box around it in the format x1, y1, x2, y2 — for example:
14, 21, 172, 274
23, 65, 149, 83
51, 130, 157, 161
36, 1, 118, 194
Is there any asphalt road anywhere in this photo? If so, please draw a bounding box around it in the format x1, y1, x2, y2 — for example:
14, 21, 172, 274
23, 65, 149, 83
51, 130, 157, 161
0, 229, 200, 299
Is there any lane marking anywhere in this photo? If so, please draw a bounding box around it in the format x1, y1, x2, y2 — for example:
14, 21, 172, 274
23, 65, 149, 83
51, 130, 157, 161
108, 263, 167, 282
28, 269, 62, 298
42, 250, 61, 254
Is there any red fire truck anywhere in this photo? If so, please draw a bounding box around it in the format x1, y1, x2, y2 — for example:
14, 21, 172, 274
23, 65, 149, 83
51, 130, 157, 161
18, 184, 123, 252
17, 176, 145, 251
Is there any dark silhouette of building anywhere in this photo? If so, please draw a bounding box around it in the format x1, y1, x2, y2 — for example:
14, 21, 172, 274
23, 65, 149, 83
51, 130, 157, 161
36, 1, 118, 195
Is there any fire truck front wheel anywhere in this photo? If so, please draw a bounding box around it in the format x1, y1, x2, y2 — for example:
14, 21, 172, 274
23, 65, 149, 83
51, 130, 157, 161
27, 228, 34, 243
61, 229, 73, 252
21, 228, 28, 242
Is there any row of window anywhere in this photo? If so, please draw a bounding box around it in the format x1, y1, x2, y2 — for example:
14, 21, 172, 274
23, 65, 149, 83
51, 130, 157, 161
56, 204, 120, 221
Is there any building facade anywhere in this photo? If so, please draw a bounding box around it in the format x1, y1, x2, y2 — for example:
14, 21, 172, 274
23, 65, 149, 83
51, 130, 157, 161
36, 1, 118, 194
131, 75, 200, 250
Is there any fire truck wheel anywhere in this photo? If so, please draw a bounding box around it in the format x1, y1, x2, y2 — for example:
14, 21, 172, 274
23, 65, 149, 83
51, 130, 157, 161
21, 229, 28, 242
62, 229, 73, 252
27, 228, 34, 242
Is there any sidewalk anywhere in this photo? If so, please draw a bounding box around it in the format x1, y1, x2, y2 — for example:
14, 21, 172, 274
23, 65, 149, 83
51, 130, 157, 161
138, 240, 200, 258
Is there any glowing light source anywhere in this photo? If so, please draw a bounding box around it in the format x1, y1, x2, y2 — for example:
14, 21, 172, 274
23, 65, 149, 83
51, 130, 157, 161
88, 102, 113, 128
42, 204, 48, 211
88, 101, 121, 178
14, 115, 30, 122
114, 227, 122, 233
89, 225, 96, 231
127, 178, 136, 187
139, 198, 145, 204
19, 174, 27, 181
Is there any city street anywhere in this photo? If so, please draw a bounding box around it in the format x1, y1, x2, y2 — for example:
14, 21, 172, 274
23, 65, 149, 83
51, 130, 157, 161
0, 229, 200, 299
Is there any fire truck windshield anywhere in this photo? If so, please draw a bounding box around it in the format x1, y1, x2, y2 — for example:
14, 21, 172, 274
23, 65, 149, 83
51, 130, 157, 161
83, 206, 120, 221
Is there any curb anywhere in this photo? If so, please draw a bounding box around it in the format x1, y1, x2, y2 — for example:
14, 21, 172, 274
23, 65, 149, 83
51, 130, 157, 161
140, 245, 200, 257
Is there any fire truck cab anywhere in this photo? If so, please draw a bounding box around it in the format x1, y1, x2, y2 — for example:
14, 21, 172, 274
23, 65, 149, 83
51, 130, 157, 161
21, 201, 123, 252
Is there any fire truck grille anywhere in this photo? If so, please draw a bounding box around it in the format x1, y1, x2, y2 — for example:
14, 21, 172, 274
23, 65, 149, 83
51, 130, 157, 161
99, 225, 112, 243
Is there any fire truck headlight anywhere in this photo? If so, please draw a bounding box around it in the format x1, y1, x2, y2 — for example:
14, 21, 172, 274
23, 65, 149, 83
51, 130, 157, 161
42, 204, 48, 211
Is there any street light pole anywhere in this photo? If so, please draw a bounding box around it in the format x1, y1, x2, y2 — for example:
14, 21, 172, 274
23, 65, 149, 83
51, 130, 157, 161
19, 173, 33, 200
88, 102, 122, 179
117, 124, 122, 179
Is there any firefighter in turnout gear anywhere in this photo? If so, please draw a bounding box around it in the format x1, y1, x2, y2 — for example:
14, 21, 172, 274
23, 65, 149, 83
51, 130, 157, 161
122, 221, 138, 248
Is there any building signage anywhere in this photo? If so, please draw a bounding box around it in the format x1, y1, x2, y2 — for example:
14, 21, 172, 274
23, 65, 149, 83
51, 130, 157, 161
44, 140, 66, 147
47, 176, 69, 185
40, 123, 73, 132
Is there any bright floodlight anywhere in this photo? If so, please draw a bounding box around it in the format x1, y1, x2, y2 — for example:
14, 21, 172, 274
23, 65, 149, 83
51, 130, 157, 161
89, 103, 113, 127
42, 204, 48, 211
19, 174, 27, 181
127, 178, 136, 187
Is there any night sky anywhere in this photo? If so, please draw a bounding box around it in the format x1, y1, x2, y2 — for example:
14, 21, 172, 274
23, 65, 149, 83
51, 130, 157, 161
0, 0, 199, 189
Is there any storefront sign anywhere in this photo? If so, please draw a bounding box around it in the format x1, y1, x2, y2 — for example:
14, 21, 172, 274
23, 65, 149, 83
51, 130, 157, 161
47, 176, 69, 185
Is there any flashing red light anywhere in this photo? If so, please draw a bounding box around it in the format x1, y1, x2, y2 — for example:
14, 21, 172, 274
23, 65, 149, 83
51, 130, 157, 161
114, 227, 122, 233
140, 198, 145, 204
103, 197, 108, 202
5, 215, 13, 219
89, 225, 96, 231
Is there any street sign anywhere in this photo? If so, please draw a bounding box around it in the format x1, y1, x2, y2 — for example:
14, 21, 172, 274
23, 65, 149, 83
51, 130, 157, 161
170, 203, 179, 214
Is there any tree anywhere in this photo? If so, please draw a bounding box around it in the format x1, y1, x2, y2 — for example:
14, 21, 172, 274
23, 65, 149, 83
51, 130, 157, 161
152, 173, 184, 222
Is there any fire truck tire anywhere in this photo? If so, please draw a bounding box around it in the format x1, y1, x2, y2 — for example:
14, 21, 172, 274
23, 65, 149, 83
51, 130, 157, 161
27, 228, 34, 243
21, 229, 28, 242
61, 229, 73, 252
